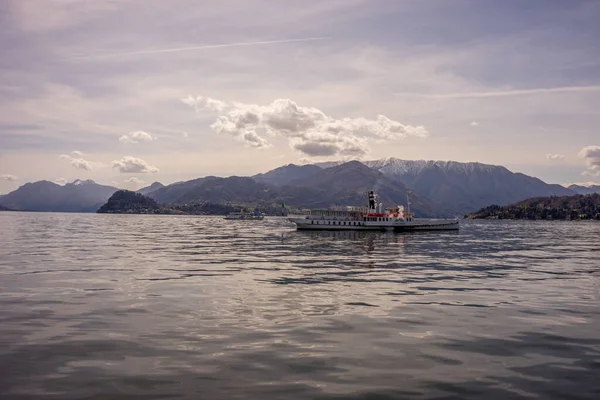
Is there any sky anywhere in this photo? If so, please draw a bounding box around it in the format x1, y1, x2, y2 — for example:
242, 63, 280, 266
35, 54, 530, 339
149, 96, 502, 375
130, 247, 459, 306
1, 0, 599, 193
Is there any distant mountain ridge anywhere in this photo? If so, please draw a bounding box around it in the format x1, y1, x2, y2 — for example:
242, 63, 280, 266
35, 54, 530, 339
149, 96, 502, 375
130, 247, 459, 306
1, 158, 582, 215
137, 182, 165, 196
312, 158, 575, 214
252, 164, 322, 186
96, 162, 445, 217
278, 161, 447, 216
147, 177, 218, 204
0, 179, 117, 212
568, 184, 600, 195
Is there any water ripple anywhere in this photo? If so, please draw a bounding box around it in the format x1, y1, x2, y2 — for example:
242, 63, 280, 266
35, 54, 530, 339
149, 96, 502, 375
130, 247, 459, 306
0, 213, 599, 399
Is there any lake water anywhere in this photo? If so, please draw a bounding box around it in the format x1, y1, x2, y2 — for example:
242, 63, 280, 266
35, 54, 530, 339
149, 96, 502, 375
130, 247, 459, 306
0, 212, 599, 399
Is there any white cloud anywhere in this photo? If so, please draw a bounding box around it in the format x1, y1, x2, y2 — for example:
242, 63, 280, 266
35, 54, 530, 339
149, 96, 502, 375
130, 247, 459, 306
182, 131, 189, 138
578, 145, 600, 176
59, 154, 93, 171
470, 121, 479, 127
124, 177, 145, 186
183, 95, 428, 157
54, 178, 67, 185
2, 174, 18, 181
582, 171, 600, 177
71, 150, 83, 157
546, 153, 565, 161
402, 85, 600, 99
112, 156, 159, 173
119, 131, 155, 144
70, 37, 329, 61
298, 157, 315, 165
182, 96, 227, 112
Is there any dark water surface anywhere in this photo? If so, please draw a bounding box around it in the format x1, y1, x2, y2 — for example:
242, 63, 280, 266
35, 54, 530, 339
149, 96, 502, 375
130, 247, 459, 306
1, 213, 599, 399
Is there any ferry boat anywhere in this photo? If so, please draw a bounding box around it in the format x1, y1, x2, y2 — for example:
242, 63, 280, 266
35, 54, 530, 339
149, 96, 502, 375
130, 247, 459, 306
289, 191, 459, 231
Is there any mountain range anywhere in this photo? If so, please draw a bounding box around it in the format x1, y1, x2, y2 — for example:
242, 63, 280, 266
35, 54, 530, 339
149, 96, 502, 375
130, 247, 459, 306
137, 182, 165, 196
129, 162, 442, 216
1, 158, 592, 215
0, 179, 117, 212
311, 158, 574, 214
567, 184, 600, 195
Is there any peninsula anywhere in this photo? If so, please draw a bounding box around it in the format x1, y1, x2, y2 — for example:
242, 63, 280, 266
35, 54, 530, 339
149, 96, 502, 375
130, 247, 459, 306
468, 194, 600, 220
96, 190, 283, 215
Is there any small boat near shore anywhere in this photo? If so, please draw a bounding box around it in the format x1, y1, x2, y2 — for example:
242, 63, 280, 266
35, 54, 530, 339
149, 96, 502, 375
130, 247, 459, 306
224, 209, 265, 221
288, 191, 459, 231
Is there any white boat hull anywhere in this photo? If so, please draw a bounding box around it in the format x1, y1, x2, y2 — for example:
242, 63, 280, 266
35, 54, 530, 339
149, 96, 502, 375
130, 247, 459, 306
289, 217, 459, 231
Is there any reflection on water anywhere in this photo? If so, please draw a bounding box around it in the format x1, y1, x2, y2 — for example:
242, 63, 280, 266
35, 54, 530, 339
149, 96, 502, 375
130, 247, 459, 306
0, 213, 599, 399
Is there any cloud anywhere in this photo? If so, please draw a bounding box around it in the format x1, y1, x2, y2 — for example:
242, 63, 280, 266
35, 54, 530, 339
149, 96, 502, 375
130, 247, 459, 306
470, 121, 479, 127
578, 145, 600, 176
400, 85, 600, 99
124, 177, 145, 186
2, 174, 18, 181
182, 96, 227, 113
112, 156, 159, 173
183, 95, 428, 157
119, 131, 154, 144
298, 157, 314, 165
69, 37, 330, 60
54, 178, 67, 185
546, 153, 565, 161
582, 171, 600, 177
59, 154, 93, 171
182, 131, 189, 138
71, 150, 83, 156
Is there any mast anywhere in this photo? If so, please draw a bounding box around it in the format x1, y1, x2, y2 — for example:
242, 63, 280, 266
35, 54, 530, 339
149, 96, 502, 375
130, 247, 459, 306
406, 191, 411, 216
